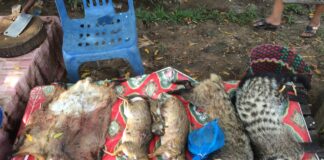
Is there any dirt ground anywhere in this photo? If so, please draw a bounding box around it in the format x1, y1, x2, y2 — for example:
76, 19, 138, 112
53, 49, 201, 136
1, 0, 324, 128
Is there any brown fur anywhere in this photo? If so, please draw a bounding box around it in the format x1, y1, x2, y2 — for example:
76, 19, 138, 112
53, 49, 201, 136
177, 74, 253, 160
14, 78, 117, 159
149, 96, 189, 160
106, 96, 152, 160
149, 98, 165, 136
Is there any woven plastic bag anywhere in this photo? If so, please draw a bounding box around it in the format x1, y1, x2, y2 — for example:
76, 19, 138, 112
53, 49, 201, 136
188, 119, 225, 160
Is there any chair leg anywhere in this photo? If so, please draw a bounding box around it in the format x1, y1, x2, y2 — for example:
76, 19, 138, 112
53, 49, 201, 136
127, 50, 145, 76
64, 59, 81, 83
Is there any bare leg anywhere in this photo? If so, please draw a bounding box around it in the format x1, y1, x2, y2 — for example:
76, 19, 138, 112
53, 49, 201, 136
301, 5, 324, 37
266, 0, 284, 25
309, 5, 324, 27
253, 0, 283, 29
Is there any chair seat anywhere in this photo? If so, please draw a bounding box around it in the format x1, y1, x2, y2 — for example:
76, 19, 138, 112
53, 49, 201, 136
63, 44, 137, 60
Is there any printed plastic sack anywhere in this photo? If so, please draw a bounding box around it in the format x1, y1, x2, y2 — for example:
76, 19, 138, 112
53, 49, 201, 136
188, 119, 225, 160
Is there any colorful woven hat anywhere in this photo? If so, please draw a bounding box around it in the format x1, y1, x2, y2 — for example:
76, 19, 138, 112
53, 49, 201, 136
246, 44, 313, 87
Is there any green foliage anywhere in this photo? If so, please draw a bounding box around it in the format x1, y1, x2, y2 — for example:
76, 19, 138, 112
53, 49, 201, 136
225, 4, 258, 25
282, 4, 309, 25
283, 14, 296, 25
284, 4, 306, 15
136, 5, 257, 25
137, 6, 209, 23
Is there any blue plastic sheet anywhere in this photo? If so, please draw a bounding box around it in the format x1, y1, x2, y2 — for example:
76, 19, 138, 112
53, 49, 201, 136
188, 119, 225, 160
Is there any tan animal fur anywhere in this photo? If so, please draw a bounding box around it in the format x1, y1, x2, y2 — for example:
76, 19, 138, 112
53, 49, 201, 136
148, 95, 189, 160
176, 74, 253, 160
106, 96, 152, 160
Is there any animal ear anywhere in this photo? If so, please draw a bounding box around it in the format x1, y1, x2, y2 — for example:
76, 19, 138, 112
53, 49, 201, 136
299, 142, 324, 153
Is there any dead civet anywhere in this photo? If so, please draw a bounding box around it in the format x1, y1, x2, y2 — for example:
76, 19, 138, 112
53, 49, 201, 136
236, 75, 303, 160
14, 78, 117, 159
169, 73, 254, 160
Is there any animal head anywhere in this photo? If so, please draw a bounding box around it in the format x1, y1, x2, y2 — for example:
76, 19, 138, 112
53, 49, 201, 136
148, 99, 165, 136
183, 73, 225, 107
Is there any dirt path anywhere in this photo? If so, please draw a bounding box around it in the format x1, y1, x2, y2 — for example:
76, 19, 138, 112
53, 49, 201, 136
138, 19, 324, 110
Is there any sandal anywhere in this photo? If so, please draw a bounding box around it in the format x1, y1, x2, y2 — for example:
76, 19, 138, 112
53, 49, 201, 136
253, 19, 280, 31
300, 25, 319, 38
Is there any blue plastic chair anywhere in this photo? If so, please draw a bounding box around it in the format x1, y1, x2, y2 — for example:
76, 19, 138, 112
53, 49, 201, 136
55, 0, 144, 82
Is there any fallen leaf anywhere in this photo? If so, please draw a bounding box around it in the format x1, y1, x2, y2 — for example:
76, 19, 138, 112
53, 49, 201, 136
144, 48, 150, 54
155, 57, 163, 60
53, 132, 63, 139
81, 71, 91, 79
138, 35, 154, 48
188, 42, 198, 47
223, 31, 232, 35
154, 50, 159, 56
26, 134, 33, 142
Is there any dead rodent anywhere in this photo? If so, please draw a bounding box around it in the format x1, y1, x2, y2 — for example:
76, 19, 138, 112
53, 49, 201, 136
148, 95, 189, 160
106, 96, 152, 160
14, 77, 117, 159
170, 74, 253, 160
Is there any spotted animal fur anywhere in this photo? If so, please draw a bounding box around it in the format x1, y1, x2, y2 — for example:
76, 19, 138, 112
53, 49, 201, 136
236, 76, 303, 160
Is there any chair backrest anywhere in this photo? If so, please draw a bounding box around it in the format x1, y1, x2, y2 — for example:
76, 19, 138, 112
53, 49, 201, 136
55, 0, 137, 54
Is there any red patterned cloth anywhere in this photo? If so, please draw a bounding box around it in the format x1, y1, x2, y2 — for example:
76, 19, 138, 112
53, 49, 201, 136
0, 16, 65, 160
12, 67, 317, 160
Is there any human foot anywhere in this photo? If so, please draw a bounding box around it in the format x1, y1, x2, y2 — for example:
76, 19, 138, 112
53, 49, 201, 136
253, 19, 280, 31
300, 24, 320, 38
